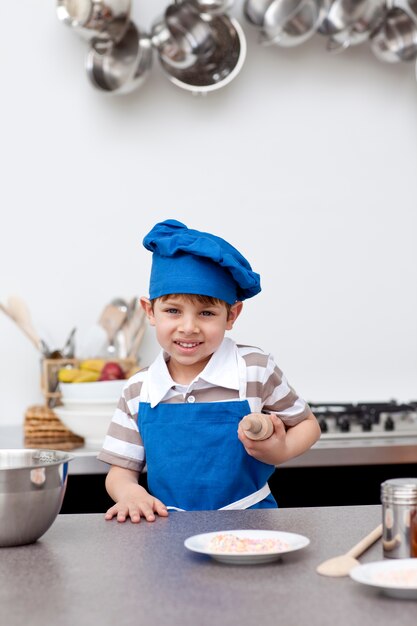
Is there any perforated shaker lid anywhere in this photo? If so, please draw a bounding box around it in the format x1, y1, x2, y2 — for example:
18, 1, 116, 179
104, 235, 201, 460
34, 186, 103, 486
381, 477, 417, 504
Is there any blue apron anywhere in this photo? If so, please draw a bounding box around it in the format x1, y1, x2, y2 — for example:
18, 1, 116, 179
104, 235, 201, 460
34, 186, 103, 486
137, 383, 277, 510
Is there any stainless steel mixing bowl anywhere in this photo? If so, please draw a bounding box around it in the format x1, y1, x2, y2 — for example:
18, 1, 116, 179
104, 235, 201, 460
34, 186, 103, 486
0, 449, 73, 548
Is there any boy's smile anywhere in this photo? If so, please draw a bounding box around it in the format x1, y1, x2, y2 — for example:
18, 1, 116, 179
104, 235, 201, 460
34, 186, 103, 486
141, 295, 242, 384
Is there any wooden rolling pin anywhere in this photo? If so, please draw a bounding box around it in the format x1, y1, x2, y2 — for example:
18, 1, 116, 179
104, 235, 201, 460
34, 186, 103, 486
240, 413, 273, 440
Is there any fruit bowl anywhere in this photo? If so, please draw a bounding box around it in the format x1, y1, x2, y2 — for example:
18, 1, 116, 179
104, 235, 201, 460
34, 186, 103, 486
59, 379, 127, 402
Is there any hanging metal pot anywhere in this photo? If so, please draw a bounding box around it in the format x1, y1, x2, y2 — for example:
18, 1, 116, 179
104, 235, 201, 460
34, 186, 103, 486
57, 0, 131, 48
181, 0, 235, 15
319, 0, 387, 53
244, 0, 323, 47
156, 13, 246, 94
85, 21, 153, 95
151, 2, 216, 69
370, 7, 417, 63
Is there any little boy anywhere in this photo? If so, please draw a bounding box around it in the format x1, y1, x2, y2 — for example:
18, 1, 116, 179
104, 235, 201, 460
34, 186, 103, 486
97, 219, 320, 521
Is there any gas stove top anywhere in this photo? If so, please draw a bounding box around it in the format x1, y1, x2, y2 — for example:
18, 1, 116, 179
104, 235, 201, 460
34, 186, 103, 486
309, 400, 417, 441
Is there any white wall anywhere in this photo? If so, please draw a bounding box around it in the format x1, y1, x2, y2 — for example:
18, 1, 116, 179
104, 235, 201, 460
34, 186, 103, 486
1, 1, 416, 426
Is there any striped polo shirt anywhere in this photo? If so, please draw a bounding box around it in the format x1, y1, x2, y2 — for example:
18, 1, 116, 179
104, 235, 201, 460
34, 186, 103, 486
97, 337, 311, 473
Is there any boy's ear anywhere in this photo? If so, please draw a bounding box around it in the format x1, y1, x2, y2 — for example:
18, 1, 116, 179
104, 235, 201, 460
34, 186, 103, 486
226, 301, 243, 330
140, 297, 156, 326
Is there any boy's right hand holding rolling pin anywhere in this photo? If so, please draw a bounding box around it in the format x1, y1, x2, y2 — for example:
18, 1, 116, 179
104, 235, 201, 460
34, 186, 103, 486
238, 412, 318, 467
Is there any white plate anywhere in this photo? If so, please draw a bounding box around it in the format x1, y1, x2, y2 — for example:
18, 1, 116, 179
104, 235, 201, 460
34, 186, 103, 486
350, 559, 417, 599
184, 529, 310, 564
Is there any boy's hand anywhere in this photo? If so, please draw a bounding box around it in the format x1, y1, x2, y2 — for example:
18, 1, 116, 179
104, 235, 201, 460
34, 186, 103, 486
104, 484, 169, 523
237, 412, 288, 466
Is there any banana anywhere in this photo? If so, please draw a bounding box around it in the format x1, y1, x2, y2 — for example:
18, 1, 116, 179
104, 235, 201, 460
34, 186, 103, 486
72, 370, 100, 383
58, 367, 101, 383
58, 368, 81, 383
79, 359, 106, 373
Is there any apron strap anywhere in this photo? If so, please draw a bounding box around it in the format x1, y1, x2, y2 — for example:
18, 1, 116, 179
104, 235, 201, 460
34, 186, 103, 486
219, 483, 271, 510
165, 483, 271, 512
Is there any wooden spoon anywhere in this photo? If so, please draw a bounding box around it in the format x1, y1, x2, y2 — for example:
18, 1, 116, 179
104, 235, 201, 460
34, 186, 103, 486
0, 298, 42, 352
316, 523, 382, 577
98, 301, 128, 354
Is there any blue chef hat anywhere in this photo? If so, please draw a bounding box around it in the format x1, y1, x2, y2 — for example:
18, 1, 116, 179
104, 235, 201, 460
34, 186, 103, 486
142, 219, 261, 304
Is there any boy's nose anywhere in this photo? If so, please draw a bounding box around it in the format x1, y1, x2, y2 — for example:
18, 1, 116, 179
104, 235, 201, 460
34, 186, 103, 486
178, 316, 199, 334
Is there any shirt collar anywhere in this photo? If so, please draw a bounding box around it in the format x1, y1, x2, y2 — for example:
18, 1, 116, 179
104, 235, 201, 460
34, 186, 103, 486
146, 337, 240, 408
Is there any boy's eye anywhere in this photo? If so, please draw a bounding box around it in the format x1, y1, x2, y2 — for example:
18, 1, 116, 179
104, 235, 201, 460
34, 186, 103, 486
165, 308, 179, 314
200, 310, 215, 317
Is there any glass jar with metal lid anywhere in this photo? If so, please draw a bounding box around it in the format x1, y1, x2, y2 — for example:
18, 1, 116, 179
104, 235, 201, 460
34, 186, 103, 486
381, 477, 417, 559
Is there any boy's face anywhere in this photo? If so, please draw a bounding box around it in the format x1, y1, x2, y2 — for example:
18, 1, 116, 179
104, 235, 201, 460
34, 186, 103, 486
140, 295, 242, 382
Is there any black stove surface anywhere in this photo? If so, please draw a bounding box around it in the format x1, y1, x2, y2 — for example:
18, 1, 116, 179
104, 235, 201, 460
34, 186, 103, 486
309, 400, 417, 437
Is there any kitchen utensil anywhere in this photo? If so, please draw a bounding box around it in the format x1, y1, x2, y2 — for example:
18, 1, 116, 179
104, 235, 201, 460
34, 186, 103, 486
240, 413, 273, 440
151, 2, 216, 70
319, 0, 387, 53
97, 298, 129, 355
109, 298, 129, 356
316, 523, 383, 576
127, 312, 147, 359
0, 449, 73, 547
370, 8, 417, 63
381, 478, 417, 558
1, 296, 43, 352
0, 302, 40, 351
244, 0, 322, 47
61, 327, 77, 358
56, 0, 131, 48
244, 0, 278, 26
86, 21, 153, 95
110, 297, 128, 312
319, 0, 385, 35
156, 14, 246, 94
122, 305, 145, 355
185, 0, 235, 14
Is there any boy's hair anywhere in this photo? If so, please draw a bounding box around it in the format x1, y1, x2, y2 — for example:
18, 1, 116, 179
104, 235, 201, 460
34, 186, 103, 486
150, 293, 232, 317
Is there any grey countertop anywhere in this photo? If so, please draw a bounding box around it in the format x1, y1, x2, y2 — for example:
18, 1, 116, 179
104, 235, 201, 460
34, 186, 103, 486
2, 425, 417, 474
1, 506, 416, 626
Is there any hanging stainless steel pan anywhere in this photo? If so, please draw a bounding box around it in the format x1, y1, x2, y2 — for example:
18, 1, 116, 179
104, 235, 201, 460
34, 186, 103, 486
244, 0, 322, 47
151, 2, 216, 69
57, 0, 131, 48
319, 0, 387, 53
156, 14, 246, 94
86, 22, 152, 95
182, 0, 235, 14
318, 0, 387, 37
370, 7, 417, 62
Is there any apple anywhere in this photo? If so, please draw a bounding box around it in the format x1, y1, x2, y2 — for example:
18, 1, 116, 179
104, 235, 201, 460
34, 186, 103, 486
99, 362, 125, 381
